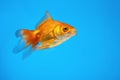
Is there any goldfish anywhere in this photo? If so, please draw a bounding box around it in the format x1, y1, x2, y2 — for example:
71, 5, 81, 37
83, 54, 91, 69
13, 11, 76, 59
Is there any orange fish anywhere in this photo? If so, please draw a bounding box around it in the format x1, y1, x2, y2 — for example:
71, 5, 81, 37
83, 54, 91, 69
13, 11, 76, 59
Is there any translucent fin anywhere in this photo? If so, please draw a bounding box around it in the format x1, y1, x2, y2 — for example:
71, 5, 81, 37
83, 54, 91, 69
46, 11, 53, 20
14, 28, 39, 59
22, 45, 36, 60
36, 11, 53, 29
15, 29, 23, 38
13, 39, 28, 53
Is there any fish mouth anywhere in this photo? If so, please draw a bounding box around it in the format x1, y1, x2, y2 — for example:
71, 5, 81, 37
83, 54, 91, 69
68, 30, 76, 36
66, 31, 76, 37
59, 30, 76, 40
72, 31, 76, 36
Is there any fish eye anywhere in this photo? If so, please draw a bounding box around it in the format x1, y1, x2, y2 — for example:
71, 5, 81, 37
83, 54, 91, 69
63, 27, 69, 32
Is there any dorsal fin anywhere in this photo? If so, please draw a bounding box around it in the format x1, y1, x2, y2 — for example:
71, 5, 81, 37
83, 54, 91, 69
46, 11, 52, 20
36, 11, 53, 29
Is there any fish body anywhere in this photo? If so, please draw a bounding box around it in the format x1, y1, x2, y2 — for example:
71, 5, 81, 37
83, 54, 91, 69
14, 12, 76, 58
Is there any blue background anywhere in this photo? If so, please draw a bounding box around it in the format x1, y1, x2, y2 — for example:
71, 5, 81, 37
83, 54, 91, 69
0, 0, 120, 80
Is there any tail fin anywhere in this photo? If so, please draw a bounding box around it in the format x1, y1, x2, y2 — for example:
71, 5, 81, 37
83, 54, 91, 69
15, 29, 23, 38
13, 29, 38, 53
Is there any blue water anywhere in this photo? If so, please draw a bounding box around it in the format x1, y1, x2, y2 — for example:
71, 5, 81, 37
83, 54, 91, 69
0, 0, 120, 80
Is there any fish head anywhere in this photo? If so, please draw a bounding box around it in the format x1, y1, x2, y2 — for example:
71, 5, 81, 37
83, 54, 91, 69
55, 22, 76, 40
